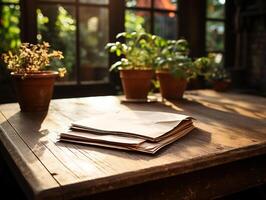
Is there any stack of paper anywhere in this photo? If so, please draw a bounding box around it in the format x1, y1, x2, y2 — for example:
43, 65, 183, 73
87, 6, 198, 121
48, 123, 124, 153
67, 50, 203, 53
59, 111, 195, 154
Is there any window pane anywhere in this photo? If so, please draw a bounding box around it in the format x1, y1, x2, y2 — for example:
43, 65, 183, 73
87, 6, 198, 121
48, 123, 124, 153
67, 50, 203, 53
154, 0, 177, 11
207, 0, 225, 19
80, 0, 109, 4
125, 10, 151, 33
206, 21, 224, 51
0, 5, 21, 52
126, 0, 151, 8
37, 5, 76, 82
79, 6, 109, 83
154, 12, 177, 39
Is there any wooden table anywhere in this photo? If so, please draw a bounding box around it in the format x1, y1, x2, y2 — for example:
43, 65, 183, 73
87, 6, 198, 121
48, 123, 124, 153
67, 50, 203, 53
0, 90, 266, 200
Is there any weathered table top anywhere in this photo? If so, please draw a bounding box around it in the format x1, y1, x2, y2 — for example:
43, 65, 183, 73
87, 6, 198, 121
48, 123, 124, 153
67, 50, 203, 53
0, 90, 266, 200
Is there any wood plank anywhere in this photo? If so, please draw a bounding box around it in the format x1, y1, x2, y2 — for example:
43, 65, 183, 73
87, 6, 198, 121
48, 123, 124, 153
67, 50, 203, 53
0, 106, 108, 181
185, 90, 266, 119
0, 112, 62, 200
0, 104, 118, 199
81, 154, 266, 200
0, 105, 80, 187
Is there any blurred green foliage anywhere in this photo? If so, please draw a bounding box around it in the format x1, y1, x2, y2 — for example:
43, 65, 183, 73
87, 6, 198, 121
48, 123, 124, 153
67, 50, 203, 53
0, 4, 21, 82
125, 10, 148, 33
207, 0, 225, 19
0, 5, 21, 52
2, 0, 19, 3
79, 8, 108, 70
206, 0, 225, 52
206, 21, 224, 51
37, 6, 76, 80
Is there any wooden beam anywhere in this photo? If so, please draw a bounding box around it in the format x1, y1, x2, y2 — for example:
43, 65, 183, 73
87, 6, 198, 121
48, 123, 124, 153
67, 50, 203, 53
178, 0, 206, 58
20, 0, 37, 43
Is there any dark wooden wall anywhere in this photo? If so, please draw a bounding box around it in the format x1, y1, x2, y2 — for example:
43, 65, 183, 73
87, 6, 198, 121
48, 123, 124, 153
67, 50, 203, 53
231, 0, 266, 95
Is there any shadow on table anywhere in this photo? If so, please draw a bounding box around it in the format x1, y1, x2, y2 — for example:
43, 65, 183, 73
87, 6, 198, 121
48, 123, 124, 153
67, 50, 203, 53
1, 111, 49, 151
160, 97, 266, 136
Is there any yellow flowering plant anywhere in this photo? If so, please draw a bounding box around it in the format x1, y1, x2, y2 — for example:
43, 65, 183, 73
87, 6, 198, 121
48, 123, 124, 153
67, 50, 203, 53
2, 42, 66, 77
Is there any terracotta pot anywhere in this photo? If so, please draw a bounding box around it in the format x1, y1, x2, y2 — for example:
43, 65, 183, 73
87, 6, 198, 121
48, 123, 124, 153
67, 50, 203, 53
11, 71, 58, 112
80, 64, 94, 81
156, 70, 187, 100
119, 69, 154, 100
213, 80, 230, 92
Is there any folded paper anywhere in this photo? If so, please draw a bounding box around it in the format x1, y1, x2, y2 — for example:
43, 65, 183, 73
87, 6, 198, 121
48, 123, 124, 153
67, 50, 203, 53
59, 111, 195, 154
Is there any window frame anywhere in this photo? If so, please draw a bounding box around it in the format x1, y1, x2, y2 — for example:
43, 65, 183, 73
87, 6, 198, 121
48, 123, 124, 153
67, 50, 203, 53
37, 0, 110, 85
2, 0, 230, 101
19, 0, 123, 98
125, 0, 178, 37
205, 0, 226, 67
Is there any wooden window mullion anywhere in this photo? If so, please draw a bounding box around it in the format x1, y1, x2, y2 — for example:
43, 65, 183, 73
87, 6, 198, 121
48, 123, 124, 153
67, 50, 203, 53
20, 0, 37, 43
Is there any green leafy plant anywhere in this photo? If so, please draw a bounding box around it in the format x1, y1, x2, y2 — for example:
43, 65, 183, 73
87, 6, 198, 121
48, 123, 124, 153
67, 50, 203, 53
1, 42, 66, 77
155, 39, 210, 80
125, 11, 146, 33
208, 65, 230, 81
202, 53, 230, 81
105, 30, 166, 71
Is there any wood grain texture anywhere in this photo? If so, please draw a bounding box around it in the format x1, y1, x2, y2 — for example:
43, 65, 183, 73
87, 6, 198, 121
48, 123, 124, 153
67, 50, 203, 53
0, 112, 62, 200
78, 154, 266, 200
0, 90, 266, 199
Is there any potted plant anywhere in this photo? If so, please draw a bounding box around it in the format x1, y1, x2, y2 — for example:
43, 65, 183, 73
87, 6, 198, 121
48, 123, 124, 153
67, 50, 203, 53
209, 65, 231, 92
203, 54, 231, 92
2, 42, 66, 112
105, 30, 165, 100
155, 39, 208, 99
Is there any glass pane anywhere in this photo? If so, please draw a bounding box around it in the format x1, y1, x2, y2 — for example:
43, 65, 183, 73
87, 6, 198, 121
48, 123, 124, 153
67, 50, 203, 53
154, 12, 177, 39
207, 0, 225, 19
154, 0, 177, 11
206, 21, 224, 51
37, 5, 77, 83
0, 5, 21, 52
79, 6, 109, 83
125, 10, 151, 33
80, 0, 109, 4
126, 0, 151, 8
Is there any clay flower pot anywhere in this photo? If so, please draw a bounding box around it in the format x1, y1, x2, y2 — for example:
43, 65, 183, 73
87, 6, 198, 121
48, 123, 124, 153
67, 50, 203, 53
156, 70, 187, 100
119, 69, 154, 100
212, 80, 230, 92
11, 71, 58, 112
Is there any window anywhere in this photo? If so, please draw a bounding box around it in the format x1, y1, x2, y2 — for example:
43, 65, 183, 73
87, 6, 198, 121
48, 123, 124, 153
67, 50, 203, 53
0, 0, 21, 52
206, 0, 225, 67
125, 0, 178, 39
0, 0, 21, 83
37, 0, 109, 84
